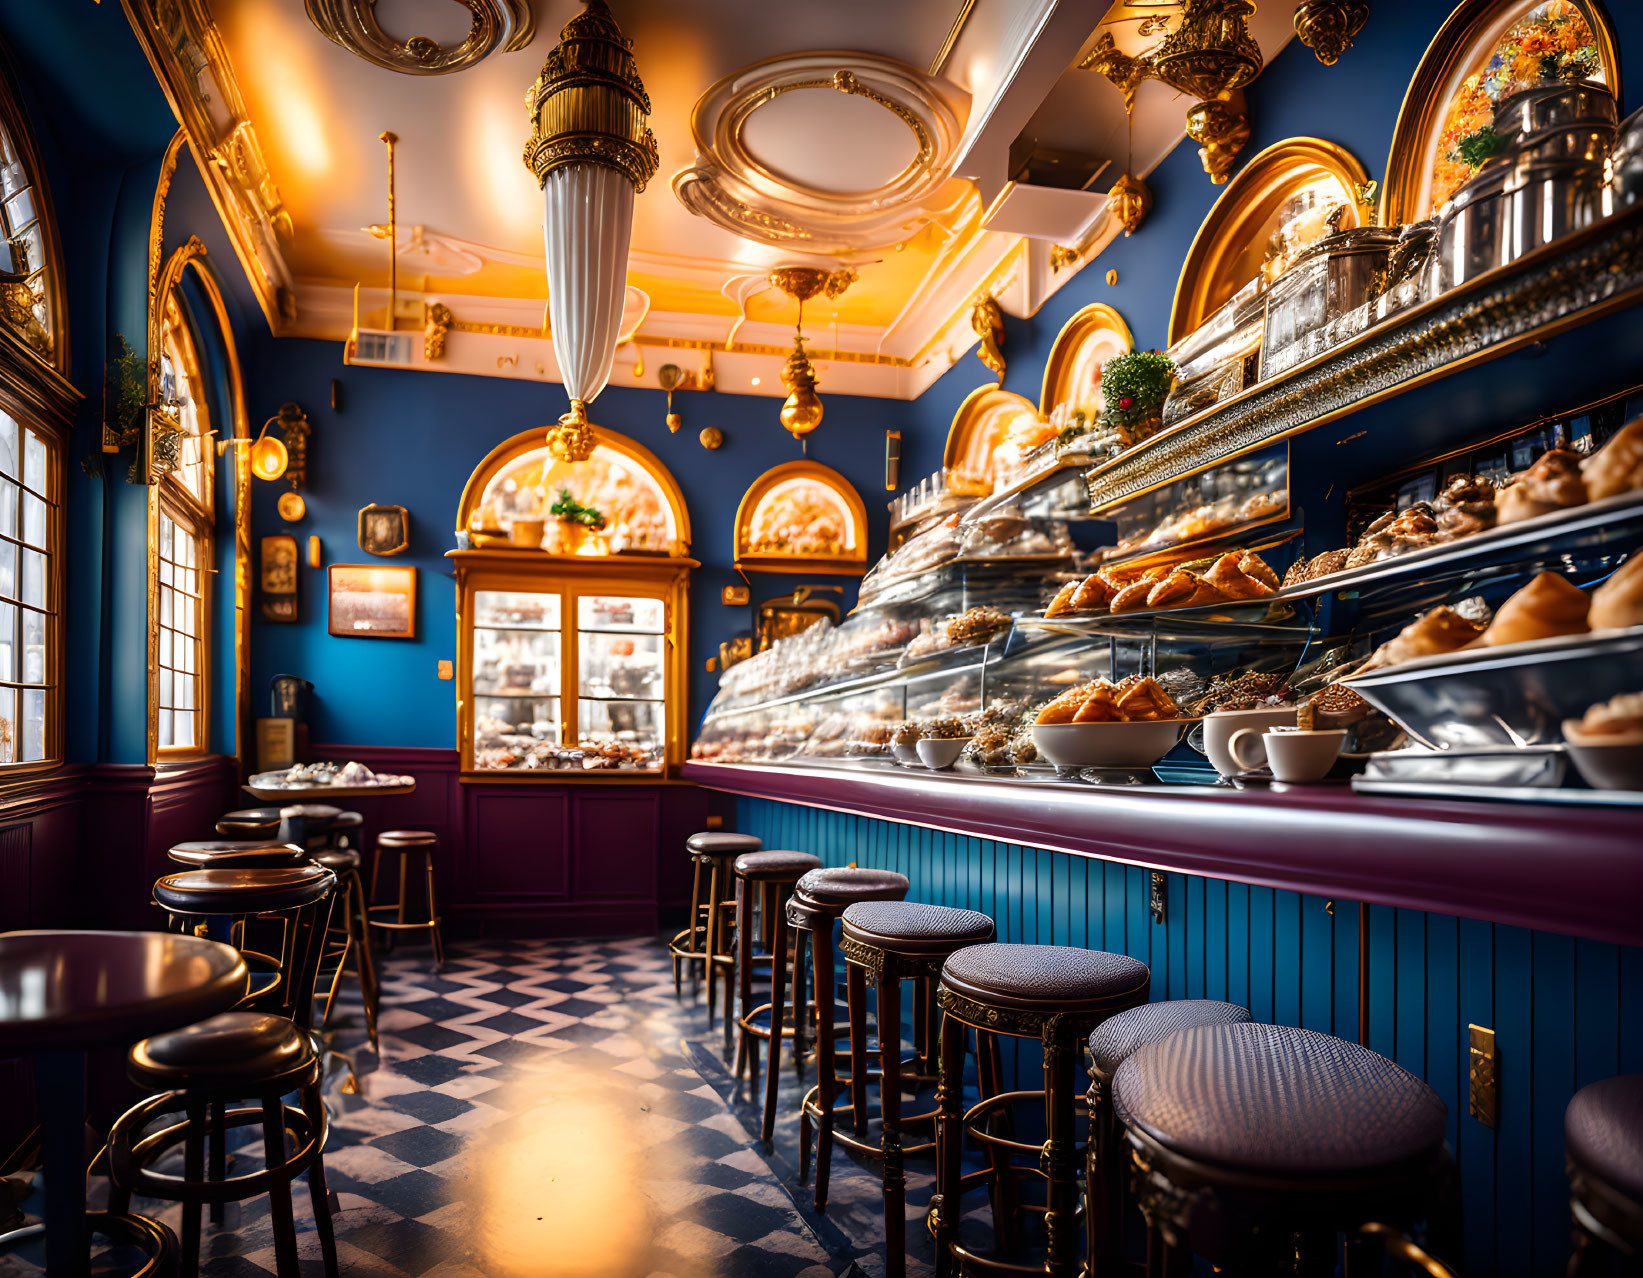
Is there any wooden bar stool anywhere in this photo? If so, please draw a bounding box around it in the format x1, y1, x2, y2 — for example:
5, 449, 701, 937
1113, 1021, 1457, 1277
368, 830, 444, 969
932, 942, 1150, 1278
765, 867, 909, 1155
109, 865, 341, 1278
731, 850, 821, 1076
667, 831, 759, 1012
1566, 1073, 1643, 1273
1085, 1000, 1252, 1271
169, 841, 308, 869
215, 808, 284, 841
313, 843, 379, 1052
838, 901, 996, 1278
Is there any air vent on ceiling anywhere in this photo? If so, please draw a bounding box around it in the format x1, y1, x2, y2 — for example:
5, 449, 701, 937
347, 329, 416, 368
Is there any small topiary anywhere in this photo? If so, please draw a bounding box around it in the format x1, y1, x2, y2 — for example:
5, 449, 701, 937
1100, 350, 1176, 433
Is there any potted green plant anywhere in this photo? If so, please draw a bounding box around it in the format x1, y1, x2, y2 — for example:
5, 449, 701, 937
1099, 350, 1176, 447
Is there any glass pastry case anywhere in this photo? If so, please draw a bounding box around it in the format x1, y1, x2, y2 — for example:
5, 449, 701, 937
454, 426, 695, 777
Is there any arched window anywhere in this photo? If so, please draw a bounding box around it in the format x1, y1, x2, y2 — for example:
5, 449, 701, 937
0, 93, 59, 364
734, 461, 867, 574
1382, 0, 1619, 224
153, 290, 215, 754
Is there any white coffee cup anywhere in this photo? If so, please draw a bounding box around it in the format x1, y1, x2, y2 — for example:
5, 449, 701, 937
1202, 706, 1296, 776
1228, 726, 1346, 783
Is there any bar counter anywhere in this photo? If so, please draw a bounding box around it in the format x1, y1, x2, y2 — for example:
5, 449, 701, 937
683, 761, 1643, 948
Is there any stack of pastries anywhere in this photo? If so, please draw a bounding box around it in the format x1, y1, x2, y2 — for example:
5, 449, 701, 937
1284, 416, 1643, 588
1046, 550, 1280, 616
1034, 675, 1183, 724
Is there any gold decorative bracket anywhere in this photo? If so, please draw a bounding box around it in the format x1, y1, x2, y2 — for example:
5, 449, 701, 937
305, 0, 534, 74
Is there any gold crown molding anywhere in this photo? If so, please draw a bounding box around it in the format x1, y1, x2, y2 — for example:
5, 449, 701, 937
306, 0, 533, 75
445, 320, 916, 368
1379, 0, 1620, 227
674, 51, 967, 255
121, 0, 297, 332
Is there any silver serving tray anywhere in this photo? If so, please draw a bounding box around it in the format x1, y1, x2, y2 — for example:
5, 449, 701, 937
1346, 626, 1643, 749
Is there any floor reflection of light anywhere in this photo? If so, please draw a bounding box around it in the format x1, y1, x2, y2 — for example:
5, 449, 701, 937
471, 1065, 687, 1278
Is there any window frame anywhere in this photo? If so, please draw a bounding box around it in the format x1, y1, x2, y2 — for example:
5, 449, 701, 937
0, 412, 63, 774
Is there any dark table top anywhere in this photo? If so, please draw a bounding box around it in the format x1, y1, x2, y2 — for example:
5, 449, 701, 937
0, 929, 247, 1053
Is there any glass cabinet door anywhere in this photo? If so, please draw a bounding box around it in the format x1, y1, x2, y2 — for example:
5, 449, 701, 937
472, 590, 562, 771
576, 594, 665, 769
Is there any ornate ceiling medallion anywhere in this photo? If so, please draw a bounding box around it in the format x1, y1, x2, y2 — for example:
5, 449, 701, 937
673, 53, 969, 255
1293, 0, 1369, 66
305, 0, 534, 75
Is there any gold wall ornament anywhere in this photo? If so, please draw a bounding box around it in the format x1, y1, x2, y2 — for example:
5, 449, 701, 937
1078, 32, 1156, 116
657, 363, 686, 433
546, 400, 597, 463
1109, 172, 1152, 237
523, 0, 659, 194
277, 490, 306, 522
699, 426, 724, 450
1293, 0, 1370, 66
424, 301, 453, 361
306, 0, 533, 75
1049, 245, 1081, 274
778, 338, 823, 439
1150, 0, 1263, 101
1186, 93, 1250, 185
970, 294, 1005, 382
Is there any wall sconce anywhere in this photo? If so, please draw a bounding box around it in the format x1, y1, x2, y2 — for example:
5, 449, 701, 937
222, 402, 311, 489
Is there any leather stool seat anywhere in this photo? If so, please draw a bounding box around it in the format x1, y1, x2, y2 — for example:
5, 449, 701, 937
129, 1012, 312, 1089
217, 809, 283, 839
332, 811, 363, 830
687, 831, 761, 858
154, 865, 336, 915
793, 866, 909, 907
1567, 1073, 1643, 1201
169, 840, 307, 868
842, 901, 995, 954
378, 829, 437, 850
1089, 999, 1253, 1076
735, 850, 821, 881
1114, 1021, 1447, 1178
314, 846, 362, 874
942, 942, 1149, 1013
221, 807, 284, 825
285, 803, 343, 824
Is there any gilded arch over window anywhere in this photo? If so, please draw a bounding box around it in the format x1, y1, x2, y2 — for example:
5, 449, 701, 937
1169, 139, 1370, 346
0, 57, 67, 374
734, 460, 867, 575
1381, 0, 1620, 226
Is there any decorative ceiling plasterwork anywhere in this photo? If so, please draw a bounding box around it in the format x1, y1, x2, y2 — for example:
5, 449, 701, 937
673, 53, 971, 256
304, 0, 534, 75
122, 0, 298, 331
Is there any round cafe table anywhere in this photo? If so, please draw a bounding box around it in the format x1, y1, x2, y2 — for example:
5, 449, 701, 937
0, 929, 247, 1277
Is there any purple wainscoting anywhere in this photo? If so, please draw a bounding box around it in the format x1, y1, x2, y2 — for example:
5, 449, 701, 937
310, 746, 708, 937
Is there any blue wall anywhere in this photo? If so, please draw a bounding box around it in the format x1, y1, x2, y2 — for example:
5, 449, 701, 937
734, 796, 1643, 1278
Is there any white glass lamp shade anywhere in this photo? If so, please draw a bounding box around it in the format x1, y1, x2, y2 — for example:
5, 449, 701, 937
544, 162, 635, 412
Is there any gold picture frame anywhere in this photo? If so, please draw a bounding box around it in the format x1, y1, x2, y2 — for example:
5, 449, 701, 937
328, 564, 417, 639
260, 534, 298, 622
358, 503, 410, 556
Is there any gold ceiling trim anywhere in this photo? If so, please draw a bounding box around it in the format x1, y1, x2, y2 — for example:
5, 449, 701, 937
121, 0, 297, 332
929, 0, 981, 76
731, 71, 934, 184
305, 0, 534, 75
447, 320, 914, 368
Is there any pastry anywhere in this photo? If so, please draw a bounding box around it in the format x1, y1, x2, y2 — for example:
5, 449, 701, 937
1045, 581, 1081, 617
1383, 504, 1440, 552
922, 716, 973, 740
1239, 552, 1280, 591
1283, 558, 1310, 588
1582, 416, 1643, 501
1191, 671, 1290, 714
1072, 572, 1118, 610
1110, 576, 1159, 613
1590, 556, 1643, 630
1366, 606, 1485, 670
1306, 548, 1349, 580
1072, 682, 1124, 723
1306, 683, 1374, 730
1572, 691, 1643, 736
1115, 676, 1181, 722
1202, 552, 1272, 601
1434, 477, 1498, 540
948, 606, 1012, 645
1036, 682, 1099, 725
1146, 567, 1223, 610
1496, 449, 1587, 524
1477, 572, 1590, 646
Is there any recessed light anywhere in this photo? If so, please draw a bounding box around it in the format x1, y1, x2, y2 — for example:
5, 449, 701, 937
750, 376, 761, 387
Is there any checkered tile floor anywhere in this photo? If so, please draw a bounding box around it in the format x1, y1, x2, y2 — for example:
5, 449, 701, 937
15, 935, 981, 1277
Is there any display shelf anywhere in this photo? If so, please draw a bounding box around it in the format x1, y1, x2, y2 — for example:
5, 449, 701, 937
474, 623, 561, 635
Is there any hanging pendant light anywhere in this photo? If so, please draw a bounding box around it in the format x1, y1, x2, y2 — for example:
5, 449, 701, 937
524, 1, 657, 461
769, 266, 855, 442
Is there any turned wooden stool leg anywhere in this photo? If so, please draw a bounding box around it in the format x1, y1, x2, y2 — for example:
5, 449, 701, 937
792, 924, 809, 1079
735, 873, 754, 1082
810, 919, 839, 1208
677, 854, 703, 995
181, 1097, 205, 1273
933, 1009, 968, 1278
847, 960, 869, 1138
705, 858, 723, 1027
424, 849, 445, 969
879, 966, 906, 1278
762, 909, 790, 1144
977, 1030, 1019, 1253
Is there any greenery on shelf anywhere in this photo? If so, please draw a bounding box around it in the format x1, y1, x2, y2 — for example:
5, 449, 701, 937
550, 488, 607, 529
1457, 125, 1504, 171
1101, 350, 1176, 431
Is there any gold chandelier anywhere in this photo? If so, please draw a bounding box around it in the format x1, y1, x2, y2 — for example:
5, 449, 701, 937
769, 267, 855, 442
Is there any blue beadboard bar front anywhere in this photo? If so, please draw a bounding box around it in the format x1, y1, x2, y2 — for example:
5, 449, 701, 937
726, 792, 1643, 1278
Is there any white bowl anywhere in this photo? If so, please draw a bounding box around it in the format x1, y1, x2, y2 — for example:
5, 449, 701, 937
916, 737, 970, 770
892, 740, 922, 765
1031, 720, 1190, 769
1562, 720, 1643, 791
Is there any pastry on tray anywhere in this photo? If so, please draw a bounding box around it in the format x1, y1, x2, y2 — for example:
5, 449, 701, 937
1072, 682, 1123, 722
1202, 550, 1277, 599
1496, 448, 1587, 524
1036, 681, 1100, 724
1590, 555, 1643, 630
1115, 675, 1181, 722
1434, 474, 1498, 540
1582, 416, 1643, 501
1146, 567, 1220, 610
1476, 571, 1590, 646
1570, 691, 1643, 736
1306, 683, 1375, 730
1110, 573, 1164, 613
1360, 605, 1485, 671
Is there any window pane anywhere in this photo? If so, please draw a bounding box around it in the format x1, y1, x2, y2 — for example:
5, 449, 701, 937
21, 550, 42, 608
21, 491, 43, 547
23, 429, 45, 496
0, 158, 23, 199
0, 479, 16, 539
158, 708, 172, 747
5, 187, 34, 233
21, 688, 42, 761
0, 687, 13, 763
159, 586, 172, 628
21, 607, 42, 684
0, 602, 13, 681
172, 711, 193, 750
0, 540, 16, 600
0, 415, 16, 479
13, 223, 42, 275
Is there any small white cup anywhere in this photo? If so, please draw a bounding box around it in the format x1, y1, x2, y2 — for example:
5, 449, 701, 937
1228, 726, 1346, 783
1202, 706, 1296, 776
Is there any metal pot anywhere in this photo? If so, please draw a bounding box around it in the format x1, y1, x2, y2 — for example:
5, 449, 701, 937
1431, 161, 1510, 294
1260, 225, 1397, 376
1606, 104, 1643, 213
1500, 152, 1605, 263
1493, 79, 1617, 153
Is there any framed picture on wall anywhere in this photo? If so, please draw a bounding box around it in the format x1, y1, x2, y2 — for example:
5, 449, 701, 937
260, 534, 299, 622
328, 564, 417, 639
358, 503, 410, 556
